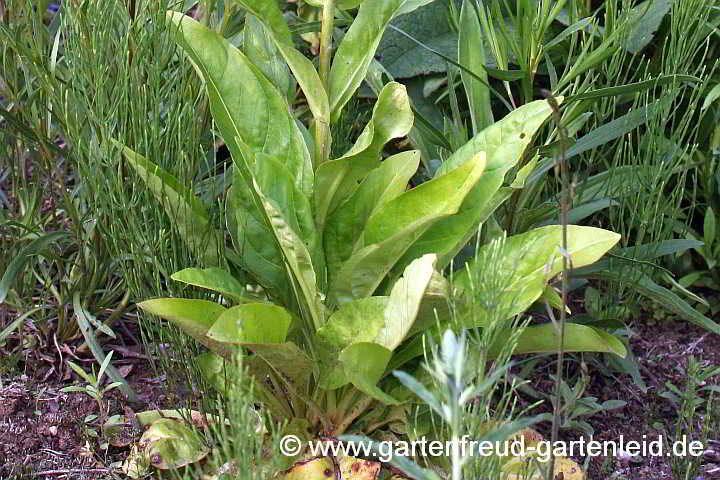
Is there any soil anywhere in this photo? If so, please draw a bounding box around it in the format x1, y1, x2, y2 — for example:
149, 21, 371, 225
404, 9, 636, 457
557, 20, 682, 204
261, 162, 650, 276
1, 309, 719, 480
523, 319, 720, 480
0, 305, 189, 480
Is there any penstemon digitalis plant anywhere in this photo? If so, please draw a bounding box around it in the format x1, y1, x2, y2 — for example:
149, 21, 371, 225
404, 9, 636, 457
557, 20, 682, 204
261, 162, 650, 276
115, 0, 627, 477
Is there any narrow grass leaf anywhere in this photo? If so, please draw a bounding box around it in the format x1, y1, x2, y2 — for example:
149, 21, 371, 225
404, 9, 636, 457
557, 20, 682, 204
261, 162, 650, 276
0, 231, 67, 303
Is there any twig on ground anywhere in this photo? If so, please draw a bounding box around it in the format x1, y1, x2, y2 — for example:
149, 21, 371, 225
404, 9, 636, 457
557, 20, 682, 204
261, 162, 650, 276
30, 468, 110, 476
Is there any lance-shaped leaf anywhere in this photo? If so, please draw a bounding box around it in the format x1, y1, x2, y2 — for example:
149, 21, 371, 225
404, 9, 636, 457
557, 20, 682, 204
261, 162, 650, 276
119, 145, 220, 266
227, 166, 289, 303
489, 323, 627, 358
395, 99, 557, 272
228, 0, 329, 125
324, 150, 420, 277
138, 299, 234, 358
226, 150, 321, 307
166, 11, 312, 234
166, 13, 320, 301
166, 12, 313, 196
255, 182, 325, 328
314, 297, 388, 389
455, 225, 621, 321
329, 0, 435, 121
243, 14, 295, 102
364, 154, 486, 245
195, 351, 241, 394
329, 154, 486, 305
0, 231, 67, 304
315, 82, 413, 228
459, 0, 493, 134
171, 267, 249, 303
373, 254, 436, 351
206, 303, 292, 344
580, 269, 720, 336
255, 153, 320, 259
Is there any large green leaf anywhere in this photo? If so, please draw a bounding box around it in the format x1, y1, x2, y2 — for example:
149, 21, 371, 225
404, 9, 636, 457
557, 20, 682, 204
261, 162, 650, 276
246, 342, 316, 403
166, 12, 312, 194
119, 145, 220, 266
455, 225, 621, 321
166, 13, 318, 303
396, 99, 557, 272
375, 1, 461, 79
364, 155, 486, 245
206, 303, 292, 344
138, 299, 233, 358
490, 323, 627, 358
339, 343, 399, 404
324, 150, 420, 277
396, 187, 513, 273
195, 351, 241, 394
329, 154, 487, 305
243, 14, 295, 102
374, 254, 436, 351
254, 153, 324, 287
328, 0, 435, 121
315, 82, 413, 227
314, 297, 388, 389
226, 167, 288, 302
171, 267, 249, 303
440, 98, 557, 175
255, 183, 325, 328
228, 0, 329, 125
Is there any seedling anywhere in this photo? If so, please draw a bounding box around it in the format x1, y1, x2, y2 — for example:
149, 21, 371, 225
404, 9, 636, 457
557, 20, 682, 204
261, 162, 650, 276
60, 351, 123, 428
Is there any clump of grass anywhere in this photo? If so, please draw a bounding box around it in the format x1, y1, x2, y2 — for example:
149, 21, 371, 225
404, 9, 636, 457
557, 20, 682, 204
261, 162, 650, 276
54, 0, 222, 393
1, 0, 131, 359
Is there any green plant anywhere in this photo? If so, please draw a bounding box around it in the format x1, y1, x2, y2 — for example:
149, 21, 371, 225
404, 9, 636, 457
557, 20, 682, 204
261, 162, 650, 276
364, 0, 720, 341
669, 77, 720, 315
0, 0, 139, 397
117, 1, 628, 477
659, 356, 720, 480
343, 327, 584, 480
551, 366, 626, 437
60, 351, 124, 429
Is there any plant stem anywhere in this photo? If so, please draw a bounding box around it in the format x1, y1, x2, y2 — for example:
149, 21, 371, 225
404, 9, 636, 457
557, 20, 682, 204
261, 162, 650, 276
336, 396, 374, 435
313, 0, 334, 165
545, 90, 569, 480
318, 0, 334, 97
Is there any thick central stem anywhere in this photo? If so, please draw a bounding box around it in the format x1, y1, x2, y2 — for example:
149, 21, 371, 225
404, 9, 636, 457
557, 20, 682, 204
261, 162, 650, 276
313, 0, 334, 165
318, 0, 334, 95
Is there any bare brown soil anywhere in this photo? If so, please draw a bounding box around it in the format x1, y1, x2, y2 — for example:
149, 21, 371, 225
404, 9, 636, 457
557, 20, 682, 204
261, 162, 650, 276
524, 319, 720, 480
0, 311, 719, 480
